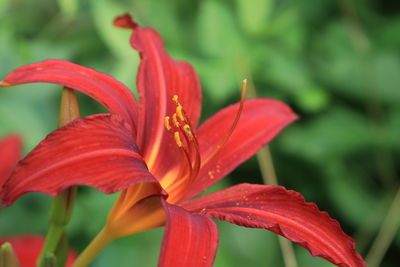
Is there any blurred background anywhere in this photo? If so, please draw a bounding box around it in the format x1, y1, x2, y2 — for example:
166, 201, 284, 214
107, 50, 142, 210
0, 0, 399, 266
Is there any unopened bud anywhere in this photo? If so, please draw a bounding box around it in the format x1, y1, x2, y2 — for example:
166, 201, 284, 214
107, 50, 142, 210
58, 87, 80, 127
43, 252, 56, 267
0, 242, 20, 267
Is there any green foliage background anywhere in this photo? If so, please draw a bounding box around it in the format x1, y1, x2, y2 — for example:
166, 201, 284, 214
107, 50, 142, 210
0, 0, 399, 266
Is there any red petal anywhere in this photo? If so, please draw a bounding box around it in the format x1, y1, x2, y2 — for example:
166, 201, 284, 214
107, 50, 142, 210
184, 99, 297, 199
0, 60, 138, 133
0, 235, 76, 267
115, 14, 202, 178
0, 135, 22, 189
184, 183, 365, 267
159, 201, 218, 267
1, 114, 158, 206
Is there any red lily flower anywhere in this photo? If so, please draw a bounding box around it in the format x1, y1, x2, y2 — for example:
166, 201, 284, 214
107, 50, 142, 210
0, 135, 21, 189
0, 235, 76, 267
0, 14, 365, 267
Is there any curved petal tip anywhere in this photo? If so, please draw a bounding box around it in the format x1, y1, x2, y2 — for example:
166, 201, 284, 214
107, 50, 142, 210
113, 14, 138, 29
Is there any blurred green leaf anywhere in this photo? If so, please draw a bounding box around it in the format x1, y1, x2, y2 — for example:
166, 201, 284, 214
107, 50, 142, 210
0, 84, 58, 151
90, 0, 139, 90
69, 189, 116, 239
314, 20, 400, 104
58, 0, 78, 17
215, 223, 281, 267
95, 228, 162, 267
281, 107, 372, 162
90, 0, 133, 59
236, 0, 272, 35
368, 51, 400, 104
195, 59, 241, 101
387, 109, 400, 150
325, 162, 376, 226
197, 0, 243, 57
261, 49, 329, 111
0, 0, 10, 17
297, 87, 330, 112
267, 5, 306, 53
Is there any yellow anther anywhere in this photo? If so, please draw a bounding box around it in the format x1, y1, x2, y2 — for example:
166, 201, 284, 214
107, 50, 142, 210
183, 124, 193, 139
183, 124, 191, 133
164, 116, 171, 131
174, 131, 183, 147
172, 113, 179, 127
172, 95, 179, 105
176, 105, 185, 121
183, 124, 193, 140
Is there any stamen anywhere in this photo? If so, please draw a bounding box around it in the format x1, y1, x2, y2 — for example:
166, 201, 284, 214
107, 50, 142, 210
183, 124, 193, 139
174, 131, 183, 147
164, 116, 172, 131
172, 113, 179, 127
172, 95, 179, 105
202, 79, 247, 167
162, 93, 204, 203
176, 105, 185, 121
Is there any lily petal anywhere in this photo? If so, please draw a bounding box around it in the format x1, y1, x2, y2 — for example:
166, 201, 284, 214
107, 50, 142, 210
1, 114, 157, 206
0, 235, 76, 267
0, 135, 21, 189
185, 99, 297, 199
114, 14, 202, 176
159, 200, 218, 267
184, 183, 365, 267
0, 60, 138, 133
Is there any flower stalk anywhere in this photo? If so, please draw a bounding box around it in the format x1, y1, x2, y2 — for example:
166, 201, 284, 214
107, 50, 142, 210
366, 185, 400, 267
247, 80, 298, 267
37, 87, 80, 267
71, 228, 114, 267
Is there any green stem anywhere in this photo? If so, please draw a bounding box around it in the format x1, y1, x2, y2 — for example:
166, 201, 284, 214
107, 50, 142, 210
256, 146, 298, 267
40, 225, 64, 258
365, 185, 400, 267
72, 228, 114, 267
37, 187, 77, 267
38, 87, 80, 267
256, 146, 278, 185
247, 80, 298, 267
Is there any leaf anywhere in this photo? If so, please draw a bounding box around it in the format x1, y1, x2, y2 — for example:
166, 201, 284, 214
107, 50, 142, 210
280, 107, 372, 162
58, 0, 78, 17
197, 0, 243, 57
236, 0, 273, 35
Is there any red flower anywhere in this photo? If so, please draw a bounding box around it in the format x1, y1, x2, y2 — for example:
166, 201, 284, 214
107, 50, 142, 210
0, 14, 365, 267
0, 235, 76, 267
0, 135, 21, 189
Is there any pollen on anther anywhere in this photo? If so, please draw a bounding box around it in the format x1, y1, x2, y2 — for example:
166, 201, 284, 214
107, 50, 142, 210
176, 105, 184, 121
172, 95, 179, 104
164, 116, 172, 130
183, 124, 193, 138
172, 113, 179, 127
174, 131, 183, 147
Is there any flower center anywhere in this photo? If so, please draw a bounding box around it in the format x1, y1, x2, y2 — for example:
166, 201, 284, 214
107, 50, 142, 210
161, 95, 202, 200
161, 79, 247, 203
